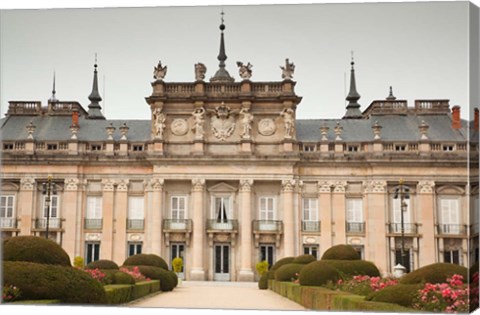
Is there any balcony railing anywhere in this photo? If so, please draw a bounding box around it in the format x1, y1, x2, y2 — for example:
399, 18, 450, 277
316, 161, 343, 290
302, 221, 321, 232
207, 219, 238, 231
0, 218, 17, 229
346, 222, 365, 234
84, 218, 103, 230
35, 218, 61, 229
388, 223, 418, 234
437, 224, 468, 235
253, 220, 283, 233
127, 219, 145, 230
162, 219, 192, 231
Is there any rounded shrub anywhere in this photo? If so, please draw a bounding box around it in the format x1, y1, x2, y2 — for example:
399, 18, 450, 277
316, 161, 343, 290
298, 260, 341, 286
123, 254, 168, 270
322, 260, 380, 278
168, 270, 178, 287
365, 284, 423, 307
86, 259, 119, 270
274, 263, 305, 282
132, 265, 176, 291
3, 261, 107, 304
3, 236, 71, 266
258, 273, 269, 290
321, 244, 360, 261
293, 254, 316, 264
266, 270, 276, 280
102, 270, 135, 285
271, 257, 295, 271
399, 263, 468, 285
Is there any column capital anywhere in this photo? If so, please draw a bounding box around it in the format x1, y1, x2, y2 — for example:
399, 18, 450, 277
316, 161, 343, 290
20, 177, 35, 191
281, 179, 296, 192
417, 180, 435, 194
64, 177, 79, 191
117, 179, 129, 192
149, 177, 165, 191
239, 179, 254, 192
101, 179, 116, 192
365, 180, 387, 193
192, 178, 206, 192
332, 181, 347, 193
317, 180, 333, 193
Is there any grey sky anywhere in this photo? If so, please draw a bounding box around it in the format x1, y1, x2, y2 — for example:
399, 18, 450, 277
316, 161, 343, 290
0, 1, 476, 120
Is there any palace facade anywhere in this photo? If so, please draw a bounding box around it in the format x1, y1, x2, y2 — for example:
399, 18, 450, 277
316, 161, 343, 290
1, 20, 478, 281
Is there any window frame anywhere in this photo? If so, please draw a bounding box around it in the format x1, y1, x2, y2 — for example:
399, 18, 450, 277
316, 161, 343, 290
171, 195, 188, 220
259, 196, 276, 221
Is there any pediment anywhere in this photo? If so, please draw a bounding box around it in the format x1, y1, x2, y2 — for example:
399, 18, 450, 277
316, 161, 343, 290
436, 185, 464, 195
1, 182, 19, 191
208, 182, 238, 193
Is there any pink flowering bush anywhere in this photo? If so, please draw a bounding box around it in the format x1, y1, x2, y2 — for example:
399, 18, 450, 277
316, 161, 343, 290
83, 268, 107, 284
2, 285, 21, 302
329, 275, 398, 296
470, 272, 479, 311
413, 274, 470, 313
120, 266, 150, 282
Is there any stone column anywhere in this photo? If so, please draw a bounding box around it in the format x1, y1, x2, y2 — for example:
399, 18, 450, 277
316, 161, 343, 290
190, 178, 205, 280
332, 181, 347, 245
113, 179, 129, 265
318, 181, 333, 256
365, 180, 388, 273
417, 181, 436, 266
238, 179, 254, 281
100, 179, 115, 260
19, 177, 35, 235
150, 177, 164, 256
282, 179, 296, 257
63, 178, 80, 261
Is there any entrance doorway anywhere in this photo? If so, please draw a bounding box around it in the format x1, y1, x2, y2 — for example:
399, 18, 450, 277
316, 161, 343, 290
171, 243, 185, 279
214, 244, 230, 281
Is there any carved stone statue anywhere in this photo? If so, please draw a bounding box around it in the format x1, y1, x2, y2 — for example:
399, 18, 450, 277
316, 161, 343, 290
195, 63, 207, 81
240, 107, 253, 139
153, 60, 167, 80
152, 108, 166, 140
280, 58, 295, 80
280, 108, 295, 138
192, 107, 205, 140
210, 103, 236, 141
236, 61, 253, 80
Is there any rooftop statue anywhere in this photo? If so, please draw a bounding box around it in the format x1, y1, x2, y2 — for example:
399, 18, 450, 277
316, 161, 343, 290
236, 61, 253, 80
153, 60, 167, 81
192, 107, 206, 140
280, 58, 295, 80
195, 63, 207, 81
280, 108, 295, 139
152, 108, 166, 140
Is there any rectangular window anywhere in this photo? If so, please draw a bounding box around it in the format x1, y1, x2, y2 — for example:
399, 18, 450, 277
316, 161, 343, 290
347, 145, 359, 152
47, 144, 58, 150
259, 197, 275, 220
86, 242, 100, 265
3, 143, 14, 150
0, 195, 15, 218
395, 248, 412, 273
43, 195, 59, 218
171, 196, 187, 220
395, 144, 406, 151
444, 250, 460, 265
353, 245, 365, 260
213, 196, 231, 221
86, 196, 103, 219
132, 145, 144, 152
90, 144, 102, 151
346, 199, 363, 222
303, 144, 315, 152
260, 244, 275, 269
440, 198, 460, 233
392, 197, 411, 224
128, 196, 144, 220
303, 245, 318, 259
443, 145, 454, 152
128, 242, 142, 257
303, 198, 318, 221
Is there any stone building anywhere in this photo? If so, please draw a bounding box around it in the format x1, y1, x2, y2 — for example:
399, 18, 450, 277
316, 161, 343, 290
1, 19, 478, 281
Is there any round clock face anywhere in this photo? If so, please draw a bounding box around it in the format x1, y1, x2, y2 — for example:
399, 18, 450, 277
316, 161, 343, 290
258, 118, 276, 136
171, 118, 189, 136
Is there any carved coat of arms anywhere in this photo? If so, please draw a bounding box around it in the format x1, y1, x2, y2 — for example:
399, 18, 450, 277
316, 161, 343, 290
211, 104, 236, 141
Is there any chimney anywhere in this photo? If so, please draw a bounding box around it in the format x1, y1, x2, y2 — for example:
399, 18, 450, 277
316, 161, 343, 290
72, 109, 79, 127
452, 106, 461, 129
475, 108, 479, 131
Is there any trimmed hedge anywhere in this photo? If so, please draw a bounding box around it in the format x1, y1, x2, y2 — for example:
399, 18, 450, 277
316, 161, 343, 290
86, 259, 119, 270
293, 254, 316, 264
322, 260, 380, 278
365, 284, 423, 307
321, 245, 360, 261
298, 260, 341, 286
3, 261, 107, 304
259, 273, 269, 289
399, 263, 468, 285
128, 265, 176, 292
275, 263, 305, 282
103, 270, 136, 285
333, 293, 413, 312
123, 254, 168, 270
104, 280, 160, 304
3, 236, 71, 267
271, 257, 295, 271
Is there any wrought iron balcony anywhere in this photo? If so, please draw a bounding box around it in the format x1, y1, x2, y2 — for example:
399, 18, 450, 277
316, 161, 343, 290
253, 220, 283, 233
84, 218, 103, 230
388, 223, 418, 234
207, 219, 238, 231
437, 224, 467, 235
162, 219, 192, 232
127, 219, 145, 230
0, 218, 17, 229
35, 218, 61, 230
302, 221, 321, 232
346, 222, 365, 234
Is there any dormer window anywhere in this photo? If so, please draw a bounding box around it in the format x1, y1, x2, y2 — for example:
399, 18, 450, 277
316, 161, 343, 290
347, 145, 359, 152
90, 144, 102, 151
443, 145, 454, 152
47, 144, 58, 151
395, 144, 406, 151
3, 143, 14, 150
132, 145, 144, 152
303, 144, 316, 152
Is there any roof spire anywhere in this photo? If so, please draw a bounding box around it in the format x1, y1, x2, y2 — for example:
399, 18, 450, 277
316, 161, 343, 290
210, 9, 234, 82
343, 52, 363, 119
386, 86, 397, 101
49, 71, 58, 103
87, 53, 105, 120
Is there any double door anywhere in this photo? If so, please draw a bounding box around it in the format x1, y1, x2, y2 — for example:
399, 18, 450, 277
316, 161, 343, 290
214, 244, 230, 281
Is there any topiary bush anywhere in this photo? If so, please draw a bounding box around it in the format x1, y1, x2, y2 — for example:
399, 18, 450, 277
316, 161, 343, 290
102, 270, 135, 285
399, 263, 468, 285
3, 236, 71, 266
128, 265, 176, 291
293, 254, 316, 264
321, 244, 360, 261
86, 259, 119, 270
3, 261, 107, 304
365, 283, 422, 307
168, 270, 178, 288
274, 263, 305, 282
298, 260, 341, 286
271, 257, 295, 271
322, 260, 380, 278
258, 273, 269, 290
123, 254, 168, 270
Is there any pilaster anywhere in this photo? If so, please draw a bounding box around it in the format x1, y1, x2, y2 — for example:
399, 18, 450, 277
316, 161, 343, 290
190, 178, 206, 280
238, 179, 254, 281
332, 181, 347, 245
63, 177, 80, 261
113, 179, 129, 264
417, 180, 436, 266
150, 177, 164, 255
100, 179, 115, 260
19, 177, 35, 235
318, 181, 333, 255
282, 179, 296, 257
